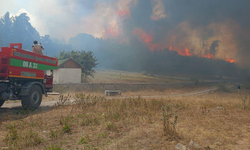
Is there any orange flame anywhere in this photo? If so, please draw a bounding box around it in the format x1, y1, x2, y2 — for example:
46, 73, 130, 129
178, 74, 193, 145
133, 28, 235, 63
116, 10, 131, 21
133, 28, 156, 50
184, 46, 192, 56
137, 31, 153, 43
225, 58, 235, 63
116, 10, 130, 17
105, 27, 120, 38
203, 53, 215, 59
168, 45, 192, 56
169, 45, 173, 51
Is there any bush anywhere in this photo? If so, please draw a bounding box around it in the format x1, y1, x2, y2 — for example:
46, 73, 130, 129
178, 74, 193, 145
62, 124, 71, 133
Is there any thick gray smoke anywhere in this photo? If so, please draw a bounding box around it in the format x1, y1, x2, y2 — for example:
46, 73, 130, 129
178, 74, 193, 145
1, 0, 250, 77
209, 40, 220, 55
66, 0, 250, 78
120, 0, 250, 65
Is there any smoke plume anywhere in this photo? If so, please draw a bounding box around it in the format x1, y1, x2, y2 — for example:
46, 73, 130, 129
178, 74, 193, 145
2, 0, 250, 77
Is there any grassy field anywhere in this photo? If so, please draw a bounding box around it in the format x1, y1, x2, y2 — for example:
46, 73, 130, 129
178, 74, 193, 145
1, 86, 250, 150
50, 85, 216, 99
86, 69, 199, 83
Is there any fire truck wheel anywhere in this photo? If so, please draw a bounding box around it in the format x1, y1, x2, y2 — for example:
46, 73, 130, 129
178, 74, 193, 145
0, 100, 5, 108
21, 85, 42, 110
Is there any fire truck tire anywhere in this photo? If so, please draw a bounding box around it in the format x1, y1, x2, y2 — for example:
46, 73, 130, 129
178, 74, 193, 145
0, 100, 4, 108
21, 85, 42, 110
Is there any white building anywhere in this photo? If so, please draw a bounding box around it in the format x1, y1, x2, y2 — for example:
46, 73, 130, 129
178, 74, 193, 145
53, 58, 82, 84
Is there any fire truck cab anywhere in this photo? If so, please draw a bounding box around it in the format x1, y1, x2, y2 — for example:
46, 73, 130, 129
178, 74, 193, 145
0, 43, 58, 109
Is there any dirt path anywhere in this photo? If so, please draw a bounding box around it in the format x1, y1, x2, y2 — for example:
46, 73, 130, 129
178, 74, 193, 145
1, 87, 217, 109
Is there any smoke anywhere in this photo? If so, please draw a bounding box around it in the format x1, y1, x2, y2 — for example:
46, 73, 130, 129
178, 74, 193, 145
209, 40, 220, 55
64, 0, 250, 75
1, 0, 250, 74
151, 0, 167, 20
116, 0, 250, 66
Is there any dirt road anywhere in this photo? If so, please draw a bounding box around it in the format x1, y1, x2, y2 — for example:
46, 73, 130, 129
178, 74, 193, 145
1, 87, 217, 109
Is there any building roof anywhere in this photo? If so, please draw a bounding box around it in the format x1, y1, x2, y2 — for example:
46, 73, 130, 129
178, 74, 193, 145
58, 58, 83, 68
58, 58, 70, 66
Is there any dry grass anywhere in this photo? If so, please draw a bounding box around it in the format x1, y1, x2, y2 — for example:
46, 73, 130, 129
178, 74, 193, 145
86, 70, 192, 83
48, 85, 216, 100
1, 89, 250, 150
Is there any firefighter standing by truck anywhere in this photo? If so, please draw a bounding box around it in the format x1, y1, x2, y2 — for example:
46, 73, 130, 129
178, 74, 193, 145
32, 40, 47, 76
32, 40, 44, 55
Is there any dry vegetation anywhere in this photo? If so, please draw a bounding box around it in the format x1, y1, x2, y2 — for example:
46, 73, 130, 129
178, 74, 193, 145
1, 87, 250, 150
86, 70, 194, 83
50, 85, 216, 99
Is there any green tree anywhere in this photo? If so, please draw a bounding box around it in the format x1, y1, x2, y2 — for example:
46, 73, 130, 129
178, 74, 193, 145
12, 13, 40, 49
55, 50, 98, 77
0, 12, 13, 46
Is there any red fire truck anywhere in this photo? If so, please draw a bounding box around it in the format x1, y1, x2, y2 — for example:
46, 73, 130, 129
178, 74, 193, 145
0, 43, 58, 109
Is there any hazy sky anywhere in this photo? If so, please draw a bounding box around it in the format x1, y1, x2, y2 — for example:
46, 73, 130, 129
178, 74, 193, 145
0, 0, 121, 40
0, 0, 144, 41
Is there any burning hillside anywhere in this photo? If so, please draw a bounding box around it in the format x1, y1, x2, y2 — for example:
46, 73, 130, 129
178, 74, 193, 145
66, 0, 250, 77
80, 0, 242, 65
132, 27, 235, 63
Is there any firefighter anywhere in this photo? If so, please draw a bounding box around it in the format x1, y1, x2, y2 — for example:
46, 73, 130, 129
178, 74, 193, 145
32, 40, 44, 55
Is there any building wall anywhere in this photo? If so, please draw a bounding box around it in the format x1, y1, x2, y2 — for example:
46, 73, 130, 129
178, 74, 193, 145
53, 69, 59, 84
53, 68, 81, 84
